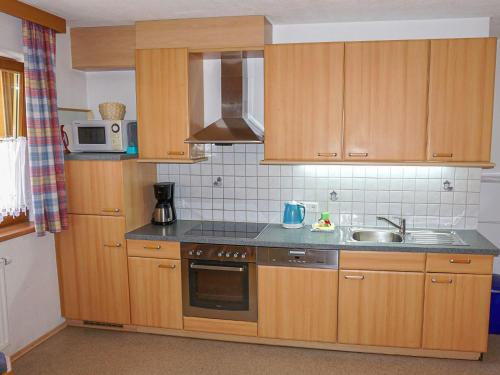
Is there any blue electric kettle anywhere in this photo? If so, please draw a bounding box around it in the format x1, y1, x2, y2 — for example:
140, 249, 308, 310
282, 201, 306, 229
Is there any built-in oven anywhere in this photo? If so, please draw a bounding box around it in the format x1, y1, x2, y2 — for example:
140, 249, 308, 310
181, 243, 257, 322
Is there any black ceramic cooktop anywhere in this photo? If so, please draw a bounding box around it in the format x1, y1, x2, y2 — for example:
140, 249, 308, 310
184, 221, 268, 239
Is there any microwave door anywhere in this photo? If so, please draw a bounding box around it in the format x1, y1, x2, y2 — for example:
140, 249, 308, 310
74, 124, 109, 152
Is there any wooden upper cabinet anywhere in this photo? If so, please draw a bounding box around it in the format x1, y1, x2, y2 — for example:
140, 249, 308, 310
128, 257, 183, 329
338, 270, 425, 348
135, 48, 204, 161
422, 273, 492, 352
135, 16, 270, 50
264, 43, 344, 162
258, 266, 338, 343
344, 40, 429, 161
56, 215, 130, 324
427, 38, 496, 162
71, 26, 136, 71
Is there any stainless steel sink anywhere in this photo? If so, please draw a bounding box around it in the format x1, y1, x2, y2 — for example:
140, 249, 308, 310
351, 230, 403, 243
348, 228, 468, 246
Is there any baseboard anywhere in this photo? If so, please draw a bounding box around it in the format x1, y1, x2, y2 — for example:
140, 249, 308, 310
11, 321, 67, 362
66, 320, 481, 361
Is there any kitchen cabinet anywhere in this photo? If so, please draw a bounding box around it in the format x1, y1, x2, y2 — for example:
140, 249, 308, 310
422, 273, 492, 352
258, 266, 338, 342
65, 160, 156, 231
128, 257, 183, 329
338, 270, 424, 348
264, 42, 344, 162
427, 38, 496, 162
135, 16, 270, 50
71, 25, 136, 71
426, 253, 493, 274
135, 48, 205, 162
56, 214, 130, 324
343, 40, 429, 161
127, 239, 180, 259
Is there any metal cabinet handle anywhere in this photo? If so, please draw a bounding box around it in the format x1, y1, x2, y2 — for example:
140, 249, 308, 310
102, 208, 120, 213
190, 264, 244, 272
432, 152, 453, 158
103, 242, 122, 248
344, 275, 365, 280
449, 259, 471, 264
348, 152, 368, 157
158, 264, 176, 269
317, 152, 337, 157
431, 277, 453, 284
144, 245, 161, 250
167, 151, 185, 156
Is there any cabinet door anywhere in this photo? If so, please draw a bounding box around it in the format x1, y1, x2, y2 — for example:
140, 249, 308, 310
344, 41, 429, 161
258, 266, 338, 342
422, 273, 491, 352
264, 43, 344, 162
136, 48, 190, 160
128, 257, 183, 329
65, 160, 124, 216
57, 214, 130, 324
338, 270, 424, 348
427, 38, 496, 162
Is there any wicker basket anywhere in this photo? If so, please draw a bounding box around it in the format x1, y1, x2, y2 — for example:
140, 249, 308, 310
99, 102, 126, 120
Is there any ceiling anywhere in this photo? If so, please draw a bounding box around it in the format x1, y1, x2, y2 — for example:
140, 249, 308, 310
22, 0, 500, 35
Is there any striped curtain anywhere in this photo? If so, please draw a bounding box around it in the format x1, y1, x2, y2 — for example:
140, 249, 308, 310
23, 20, 68, 235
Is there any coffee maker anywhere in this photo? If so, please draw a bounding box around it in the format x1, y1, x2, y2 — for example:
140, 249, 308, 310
152, 182, 176, 225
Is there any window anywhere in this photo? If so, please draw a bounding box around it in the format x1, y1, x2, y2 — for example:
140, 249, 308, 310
0, 56, 28, 228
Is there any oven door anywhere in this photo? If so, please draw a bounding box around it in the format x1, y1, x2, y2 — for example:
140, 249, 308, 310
182, 259, 257, 322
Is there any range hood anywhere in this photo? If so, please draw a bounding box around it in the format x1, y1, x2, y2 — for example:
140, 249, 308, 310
185, 52, 264, 145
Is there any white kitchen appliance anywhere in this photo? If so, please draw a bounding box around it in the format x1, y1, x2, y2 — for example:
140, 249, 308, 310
71, 120, 137, 152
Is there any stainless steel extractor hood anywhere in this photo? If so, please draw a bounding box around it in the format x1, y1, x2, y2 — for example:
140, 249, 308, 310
185, 52, 264, 145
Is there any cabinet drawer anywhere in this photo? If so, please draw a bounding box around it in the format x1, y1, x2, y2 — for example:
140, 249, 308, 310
340, 251, 426, 272
426, 253, 493, 274
127, 239, 180, 259
66, 160, 124, 216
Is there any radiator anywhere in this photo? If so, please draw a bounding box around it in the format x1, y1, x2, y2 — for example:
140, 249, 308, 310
0, 258, 10, 351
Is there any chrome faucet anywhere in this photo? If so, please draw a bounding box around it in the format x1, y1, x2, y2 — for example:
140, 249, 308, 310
376, 216, 406, 236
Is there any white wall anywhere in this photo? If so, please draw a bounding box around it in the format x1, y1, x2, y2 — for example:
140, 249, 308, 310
56, 33, 87, 109
0, 14, 88, 356
0, 13, 22, 61
0, 234, 64, 356
272, 17, 490, 44
86, 71, 136, 120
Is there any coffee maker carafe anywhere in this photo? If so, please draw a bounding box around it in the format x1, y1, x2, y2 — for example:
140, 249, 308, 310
152, 182, 176, 225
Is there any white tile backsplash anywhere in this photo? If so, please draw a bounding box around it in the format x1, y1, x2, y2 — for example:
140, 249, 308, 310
157, 144, 482, 229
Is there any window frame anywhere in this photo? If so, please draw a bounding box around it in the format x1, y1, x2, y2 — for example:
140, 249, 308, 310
0, 56, 29, 227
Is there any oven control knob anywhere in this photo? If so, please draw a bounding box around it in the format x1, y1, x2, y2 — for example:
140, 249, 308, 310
188, 250, 195, 256
217, 251, 224, 257
241, 253, 247, 259
196, 250, 203, 256
225, 252, 232, 258
233, 252, 239, 258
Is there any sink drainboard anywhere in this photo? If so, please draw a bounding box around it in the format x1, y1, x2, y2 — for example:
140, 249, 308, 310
407, 231, 468, 246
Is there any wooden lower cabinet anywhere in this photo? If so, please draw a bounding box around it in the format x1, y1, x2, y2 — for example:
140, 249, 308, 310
128, 257, 183, 329
56, 214, 130, 324
338, 270, 424, 348
422, 273, 492, 352
258, 266, 338, 342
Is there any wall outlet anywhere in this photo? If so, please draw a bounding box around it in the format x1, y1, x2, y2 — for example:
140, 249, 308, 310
302, 202, 319, 225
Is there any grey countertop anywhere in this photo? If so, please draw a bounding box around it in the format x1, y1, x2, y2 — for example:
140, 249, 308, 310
126, 220, 500, 255
64, 152, 138, 161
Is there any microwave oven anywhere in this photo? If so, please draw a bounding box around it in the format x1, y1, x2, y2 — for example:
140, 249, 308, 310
71, 120, 137, 153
